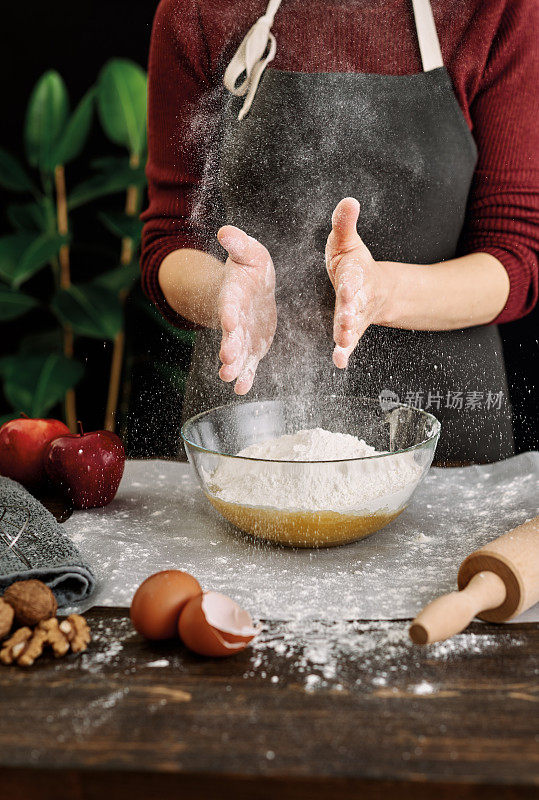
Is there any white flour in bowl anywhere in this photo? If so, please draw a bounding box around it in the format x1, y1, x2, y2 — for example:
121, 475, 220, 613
209, 428, 423, 514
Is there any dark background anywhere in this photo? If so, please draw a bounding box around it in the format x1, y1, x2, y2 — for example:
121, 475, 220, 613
0, 0, 195, 458
1, 0, 537, 453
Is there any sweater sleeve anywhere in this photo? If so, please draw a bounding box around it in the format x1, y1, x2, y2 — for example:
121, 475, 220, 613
460, 0, 539, 324
140, 0, 218, 329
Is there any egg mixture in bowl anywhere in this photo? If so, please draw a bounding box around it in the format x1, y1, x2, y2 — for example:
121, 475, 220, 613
181, 396, 440, 548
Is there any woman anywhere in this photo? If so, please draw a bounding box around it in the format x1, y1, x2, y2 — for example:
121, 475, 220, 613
141, 0, 538, 463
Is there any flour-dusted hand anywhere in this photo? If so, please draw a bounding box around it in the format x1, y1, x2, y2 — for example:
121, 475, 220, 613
216, 226, 277, 395
326, 198, 391, 369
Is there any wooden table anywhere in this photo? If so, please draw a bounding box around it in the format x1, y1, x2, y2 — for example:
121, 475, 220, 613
1, 607, 537, 800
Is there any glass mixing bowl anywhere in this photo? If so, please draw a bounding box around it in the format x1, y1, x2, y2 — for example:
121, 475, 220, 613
181, 396, 440, 548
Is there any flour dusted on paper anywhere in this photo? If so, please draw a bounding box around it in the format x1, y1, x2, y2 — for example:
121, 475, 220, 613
209, 428, 423, 513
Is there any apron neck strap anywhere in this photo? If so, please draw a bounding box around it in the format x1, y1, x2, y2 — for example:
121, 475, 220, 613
223, 0, 283, 121
223, 0, 444, 120
411, 0, 444, 72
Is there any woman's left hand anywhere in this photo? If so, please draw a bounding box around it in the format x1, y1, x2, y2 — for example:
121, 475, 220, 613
326, 197, 391, 369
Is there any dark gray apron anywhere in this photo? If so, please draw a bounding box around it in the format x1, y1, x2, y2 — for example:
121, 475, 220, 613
182, 24, 514, 464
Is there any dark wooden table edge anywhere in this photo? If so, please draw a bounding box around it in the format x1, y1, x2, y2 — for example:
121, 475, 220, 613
4, 610, 537, 800
87, 605, 539, 624
3, 766, 539, 800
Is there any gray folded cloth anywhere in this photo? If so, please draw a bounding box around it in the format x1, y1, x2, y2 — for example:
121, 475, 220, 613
0, 477, 95, 607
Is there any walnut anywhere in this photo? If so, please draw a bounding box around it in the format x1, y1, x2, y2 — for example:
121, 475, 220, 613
0, 615, 91, 666
3, 580, 58, 626
18, 618, 70, 666
15, 626, 50, 667
1, 618, 70, 666
0, 627, 32, 664
38, 618, 70, 658
0, 598, 14, 639
59, 614, 91, 653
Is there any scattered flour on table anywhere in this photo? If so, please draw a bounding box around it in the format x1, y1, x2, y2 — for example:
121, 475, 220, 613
247, 619, 526, 693
412, 679, 436, 695
44, 615, 526, 703
210, 428, 423, 512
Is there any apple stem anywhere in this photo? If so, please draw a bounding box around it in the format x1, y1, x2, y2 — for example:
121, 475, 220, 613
20, 412, 29, 419
77, 421, 84, 437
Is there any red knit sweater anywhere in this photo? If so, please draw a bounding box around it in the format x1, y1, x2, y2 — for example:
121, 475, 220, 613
141, 0, 539, 327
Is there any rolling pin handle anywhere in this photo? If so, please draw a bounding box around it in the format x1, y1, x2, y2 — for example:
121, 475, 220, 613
409, 571, 507, 645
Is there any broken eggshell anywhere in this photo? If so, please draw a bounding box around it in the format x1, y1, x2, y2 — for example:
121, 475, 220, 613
178, 591, 259, 657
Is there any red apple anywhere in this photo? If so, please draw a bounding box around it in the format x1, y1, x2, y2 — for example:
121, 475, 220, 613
0, 415, 71, 488
45, 423, 125, 509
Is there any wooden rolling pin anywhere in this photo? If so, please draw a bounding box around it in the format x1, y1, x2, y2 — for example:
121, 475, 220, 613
409, 516, 539, 644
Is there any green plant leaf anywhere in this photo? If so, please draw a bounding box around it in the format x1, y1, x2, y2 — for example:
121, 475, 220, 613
0, 285, 39, 320
0, 356, 12, 375
91, 157, 147, 182
24, 71, 69, 171
68, 165, 146, 210
154, 361, 187, 393
0, 233, 36, 284
19, 328, 63, 354
0, 147, 36, 193
90, 155, 131, 171
137, 294, 196, 344
51, 283, 123, 340
1, 353, 83, 417
7, 200, 48, 232
97, 59, 147, 157
94, 262, 140, 294
48, 88, 95, 168
169, 327, 196, 345
14, 232, 69, 288
98, 211, 143, 243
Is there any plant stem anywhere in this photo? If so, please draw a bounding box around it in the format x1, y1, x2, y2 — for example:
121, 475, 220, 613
54, 164, 77, 432
104, 152, 141, 432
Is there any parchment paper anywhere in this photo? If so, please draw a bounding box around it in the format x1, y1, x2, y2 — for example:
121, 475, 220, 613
64, 453, 539, 622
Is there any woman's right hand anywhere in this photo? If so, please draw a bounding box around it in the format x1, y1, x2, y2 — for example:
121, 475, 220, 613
216, 225, 277, 395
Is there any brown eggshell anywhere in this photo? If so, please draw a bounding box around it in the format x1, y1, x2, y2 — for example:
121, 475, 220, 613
178, 591, 259, 657
130, 570, 202, 640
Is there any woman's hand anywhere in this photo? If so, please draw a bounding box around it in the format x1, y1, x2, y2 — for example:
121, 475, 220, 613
326, 197, 391, 369
216, 225, 277, 395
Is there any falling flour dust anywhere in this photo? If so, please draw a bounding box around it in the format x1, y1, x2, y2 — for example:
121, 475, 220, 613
210, 427, 423, 513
